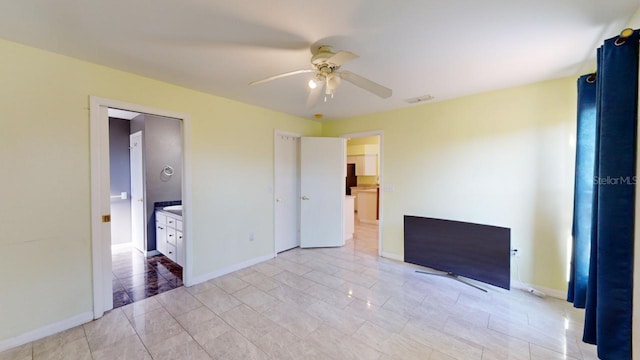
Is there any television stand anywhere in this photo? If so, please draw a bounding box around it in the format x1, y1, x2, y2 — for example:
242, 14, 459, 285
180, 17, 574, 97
415, 270, 488, 293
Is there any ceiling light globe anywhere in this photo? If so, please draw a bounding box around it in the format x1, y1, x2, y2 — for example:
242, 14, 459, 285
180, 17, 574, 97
308, 79, 317, 89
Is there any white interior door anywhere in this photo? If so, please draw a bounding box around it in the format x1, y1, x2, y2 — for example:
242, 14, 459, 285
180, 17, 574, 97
130, 131, 145, 253
274, 133, 300, 253
300, 137, 346, 248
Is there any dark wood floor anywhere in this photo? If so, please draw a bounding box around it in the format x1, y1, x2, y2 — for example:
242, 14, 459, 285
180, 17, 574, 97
112, 247, 183, 308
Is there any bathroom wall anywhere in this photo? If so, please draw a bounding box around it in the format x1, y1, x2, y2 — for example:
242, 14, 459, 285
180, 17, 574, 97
108, 118, 132, 245
131, 114, 183, 252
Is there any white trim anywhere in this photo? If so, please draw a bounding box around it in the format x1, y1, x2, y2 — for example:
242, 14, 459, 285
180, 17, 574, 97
511, 281, 565, 299
381, 251, 404, 262
89, 98, 109, 319
0, 311, 93, 353
89, 96, 193, 317
274, 129, 302, 138
340, 130, 384, 257
190, 253, 274, 285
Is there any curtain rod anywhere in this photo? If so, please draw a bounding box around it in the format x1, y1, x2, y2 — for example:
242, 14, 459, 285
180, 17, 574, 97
584, 28, 635, 83
615, 28, 634, 46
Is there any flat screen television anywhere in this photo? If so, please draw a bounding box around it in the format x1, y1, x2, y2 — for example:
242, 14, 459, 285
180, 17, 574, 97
404, 215, 511, 290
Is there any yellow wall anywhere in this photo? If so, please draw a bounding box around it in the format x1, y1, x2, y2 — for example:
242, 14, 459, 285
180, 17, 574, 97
323, 77, 576, 292
0, 36, 578, 343
0, 38, 321, 341
347, 136, 380, 146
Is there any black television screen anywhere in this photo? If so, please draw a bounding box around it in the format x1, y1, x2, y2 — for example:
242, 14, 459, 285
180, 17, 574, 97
404, 215, 511, 290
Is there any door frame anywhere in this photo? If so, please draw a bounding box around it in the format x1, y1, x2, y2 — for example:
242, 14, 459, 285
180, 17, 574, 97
89, 96, 192, 319
340, 130, 384, 257
273, 130, 301, 257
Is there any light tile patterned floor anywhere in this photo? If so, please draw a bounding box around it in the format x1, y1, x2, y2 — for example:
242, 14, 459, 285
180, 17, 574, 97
1, 217, 596, 360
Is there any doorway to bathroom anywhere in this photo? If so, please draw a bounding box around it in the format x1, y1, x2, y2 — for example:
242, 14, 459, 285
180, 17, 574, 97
90, 97, 192, 319
108, 109, 185, 308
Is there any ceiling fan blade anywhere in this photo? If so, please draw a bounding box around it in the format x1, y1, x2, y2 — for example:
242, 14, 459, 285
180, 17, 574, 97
327, 51, 359, 66
249, 69, 315, 85
340, 71, 392, 98
306, 81, 324, 108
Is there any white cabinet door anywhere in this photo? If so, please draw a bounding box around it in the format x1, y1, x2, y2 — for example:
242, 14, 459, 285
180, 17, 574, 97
363, 154, 377, 175
177, 231, 185, 266
300, 137, 345, 248
353, 154, 377, 176
354, 156, 364, 175
156, 221, 166, 255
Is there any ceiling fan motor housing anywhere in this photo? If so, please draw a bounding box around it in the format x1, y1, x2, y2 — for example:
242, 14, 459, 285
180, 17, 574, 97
311, 45, 337, 67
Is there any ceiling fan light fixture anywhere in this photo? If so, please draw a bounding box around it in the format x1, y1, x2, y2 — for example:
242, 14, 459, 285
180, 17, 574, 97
250, 45, 393, 103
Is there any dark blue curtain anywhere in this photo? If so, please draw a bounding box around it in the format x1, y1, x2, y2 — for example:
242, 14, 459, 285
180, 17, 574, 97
568, 30, 638, 360
567, 74, 596, 308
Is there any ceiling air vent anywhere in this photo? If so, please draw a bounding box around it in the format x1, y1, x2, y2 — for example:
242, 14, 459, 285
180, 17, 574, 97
406, 94, 434, 104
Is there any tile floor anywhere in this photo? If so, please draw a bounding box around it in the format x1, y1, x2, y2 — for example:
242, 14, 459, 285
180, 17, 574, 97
1, 217, 597, 360
112, 245, 183, 308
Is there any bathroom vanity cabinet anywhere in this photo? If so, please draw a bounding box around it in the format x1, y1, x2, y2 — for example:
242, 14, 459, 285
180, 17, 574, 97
155, 210, 184, 266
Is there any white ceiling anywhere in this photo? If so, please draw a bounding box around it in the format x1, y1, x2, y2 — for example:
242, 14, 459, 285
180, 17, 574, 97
1, 0, 638, 120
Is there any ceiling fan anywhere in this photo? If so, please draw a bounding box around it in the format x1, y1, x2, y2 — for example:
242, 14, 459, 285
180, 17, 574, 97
249, 45, 392, 108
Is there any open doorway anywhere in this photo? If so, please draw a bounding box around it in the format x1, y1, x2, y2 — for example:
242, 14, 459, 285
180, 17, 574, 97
108, 109, 184, 308
90, 97, 191, 319
343, 132, 382, 256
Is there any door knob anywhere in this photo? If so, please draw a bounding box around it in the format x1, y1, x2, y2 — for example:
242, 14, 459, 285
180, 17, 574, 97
301, 196, 310, 200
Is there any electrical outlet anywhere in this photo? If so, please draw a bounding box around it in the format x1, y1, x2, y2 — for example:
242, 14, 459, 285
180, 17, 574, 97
249, 232, 255, 241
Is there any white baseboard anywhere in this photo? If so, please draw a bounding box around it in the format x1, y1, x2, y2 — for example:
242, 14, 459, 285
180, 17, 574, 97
380, 254, 565, 299
512, 281, 565, 299
0, 311, 93, 353
381, 251, 404, 262
145, 250, 160, 257
189, 253, 274, 286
